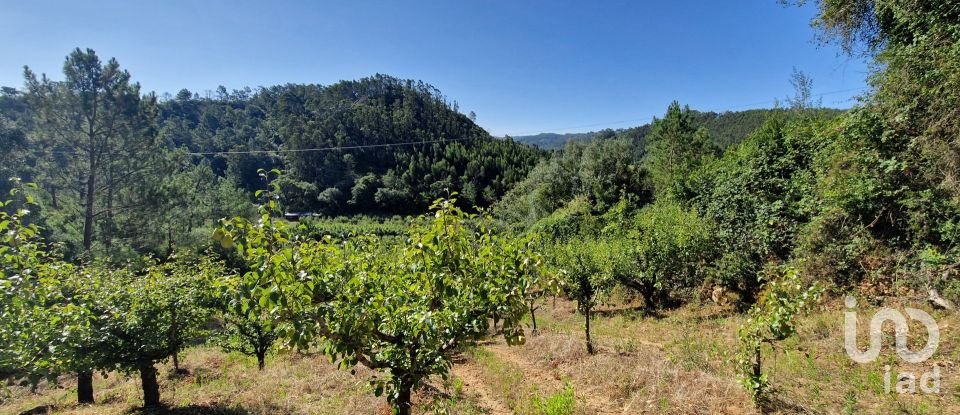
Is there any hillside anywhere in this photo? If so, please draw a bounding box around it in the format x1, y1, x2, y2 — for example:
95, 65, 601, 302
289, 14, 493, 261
512, 108, 844, 150
506, 132, 597, 149
1, 70, 546, 258
156, 75, 545, 214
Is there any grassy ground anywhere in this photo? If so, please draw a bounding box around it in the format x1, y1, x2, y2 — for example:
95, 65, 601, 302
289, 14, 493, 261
0, 348, 481, 415
3, 295, 958, 414
508, 295, 960, 414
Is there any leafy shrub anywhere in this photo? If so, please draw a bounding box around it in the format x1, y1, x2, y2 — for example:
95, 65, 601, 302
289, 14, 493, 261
617, 199, 713, 308
298, 215, 412, 239
695, 114, 825, 297
531, 196, 600, 242
737, 266, 822, 404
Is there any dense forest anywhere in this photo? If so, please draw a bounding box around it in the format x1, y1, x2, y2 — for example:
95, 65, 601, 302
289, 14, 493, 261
0, 68, 543, 260
3, 1, 960, 414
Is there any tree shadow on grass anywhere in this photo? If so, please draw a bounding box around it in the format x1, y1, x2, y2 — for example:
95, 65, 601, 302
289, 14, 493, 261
19, 404, 251, 415
126, 404, 252, 415
449, 354, 469, 365
18, 405, 54, 415
758, 390, 822, 415
593, 304, 664, 319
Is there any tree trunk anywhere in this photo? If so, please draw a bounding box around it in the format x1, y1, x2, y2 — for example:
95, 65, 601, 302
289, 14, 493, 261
77, 371, 94, 404
257, 350, 266, 371
82, 170, 95, 250
584, 304, 594, 354
83, 117, 97, 251
752, 346, 762, 382
169, 307, 180, 372
394, 380, 413, 415
104, 165, 113, 248
529, 304, 538, 335
139, 363, 161, 407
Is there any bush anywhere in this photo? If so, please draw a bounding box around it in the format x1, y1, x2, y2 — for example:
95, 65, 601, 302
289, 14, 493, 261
617, 199, 713, 308
695, 115, 825, 297
531, 196, 600, 242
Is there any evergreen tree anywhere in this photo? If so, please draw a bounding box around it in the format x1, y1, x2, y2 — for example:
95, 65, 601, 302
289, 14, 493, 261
644, 102, 718, 202
23, 48, 160, 260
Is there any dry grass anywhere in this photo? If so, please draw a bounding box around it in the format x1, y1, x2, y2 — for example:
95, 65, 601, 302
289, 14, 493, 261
0, 347, 482, 415
519, 297, 960, 414
5, 297, 959, 415
507, 323, 754, 414
762, 300, 960, 415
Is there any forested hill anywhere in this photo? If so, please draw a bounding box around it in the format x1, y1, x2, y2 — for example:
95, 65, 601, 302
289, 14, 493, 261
0, 55, 545, 258
2, 69, 544, 215
156, 75, 545, 214
512, 108, 844, 149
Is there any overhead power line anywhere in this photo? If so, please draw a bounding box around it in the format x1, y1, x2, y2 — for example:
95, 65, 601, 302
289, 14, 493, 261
35, 86, 871, 157
183, 137, 476, 156
37, 137, 479, 157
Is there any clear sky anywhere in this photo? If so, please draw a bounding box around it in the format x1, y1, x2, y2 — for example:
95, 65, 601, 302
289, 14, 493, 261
0, 0, 869, 136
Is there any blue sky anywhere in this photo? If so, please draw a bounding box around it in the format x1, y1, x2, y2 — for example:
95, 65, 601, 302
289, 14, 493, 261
0, 0, 869, 136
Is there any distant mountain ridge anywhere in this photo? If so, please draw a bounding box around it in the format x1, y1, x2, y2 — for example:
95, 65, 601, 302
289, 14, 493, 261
509, 108, 845, 150
505, 132, 597, 149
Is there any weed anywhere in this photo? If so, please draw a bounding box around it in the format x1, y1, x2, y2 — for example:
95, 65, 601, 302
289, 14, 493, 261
531, 384, 576, 415
842, 390, 857, 415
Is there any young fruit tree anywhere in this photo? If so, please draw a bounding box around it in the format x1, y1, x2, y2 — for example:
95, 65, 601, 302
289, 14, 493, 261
79, 256, 212, 407
618, 200, 713, 309
210, 235, 287, 370
516, 237, 552, 334
211, 169, 296, 370
0, 188, 56, 384
552, 238, 617, 354
217, 194, 537, 415
0, 183, 98, 403
737, 266, 822, 404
